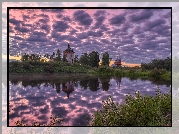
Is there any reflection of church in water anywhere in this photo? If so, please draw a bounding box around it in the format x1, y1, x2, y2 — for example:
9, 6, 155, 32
62, 81, 74, 98
115, 78, 121, 87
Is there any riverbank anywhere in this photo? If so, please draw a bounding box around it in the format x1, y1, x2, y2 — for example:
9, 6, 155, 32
9, 61, 171, 80
88, 66, 171, 81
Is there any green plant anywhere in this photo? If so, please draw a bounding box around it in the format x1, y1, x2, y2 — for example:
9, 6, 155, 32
91, 89, 171, 126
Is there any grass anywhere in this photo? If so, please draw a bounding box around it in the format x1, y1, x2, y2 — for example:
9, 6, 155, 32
9, 61, 90, 74
87, 66, 171, 80
9, 61, 171, 81
90, 89, 171, 126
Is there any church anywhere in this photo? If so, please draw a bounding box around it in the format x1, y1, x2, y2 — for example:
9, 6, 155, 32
63, 44, 75, 63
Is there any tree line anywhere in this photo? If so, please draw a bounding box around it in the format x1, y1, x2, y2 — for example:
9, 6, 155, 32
20, 49, 111, 67
141, 57, 171, 71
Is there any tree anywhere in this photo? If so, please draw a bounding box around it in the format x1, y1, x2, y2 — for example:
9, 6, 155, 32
29, 54, 35, 61
52, 52, 55, 58
88, 51, 100, 67
102, 52, 109, 66
21, 53, 29, 61
35, 53, 41, 61
141, 57, 171, 71
54, 49, 61, 62
74, 55, 79, 63
44, 54, 50, 59
79, 52, 89, 65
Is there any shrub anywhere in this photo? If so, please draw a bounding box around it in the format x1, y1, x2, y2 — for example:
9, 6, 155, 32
91, 89, 171, 126
44, 65, 54, 73
129, 69, 135, 74
22, 62, 31, 70
10, 61, 20, 67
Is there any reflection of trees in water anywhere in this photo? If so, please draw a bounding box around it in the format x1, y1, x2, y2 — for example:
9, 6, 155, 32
55, 82, 61, 93
140, 77, 171, 87
10, 79, 19, 85
44, 82, 50, 87
21, 80, 42, 89
99, 77, 111, 91
80, 79, 89, 90
9, 75, 171, 95
127, 77, 138, 81
88, 78, 100, 92
10, 76, 115, 93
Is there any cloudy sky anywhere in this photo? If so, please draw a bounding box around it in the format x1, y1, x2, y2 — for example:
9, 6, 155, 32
8, 8, 171, 64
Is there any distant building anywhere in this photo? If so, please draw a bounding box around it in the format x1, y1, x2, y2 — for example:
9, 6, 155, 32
63, 44, 75, 63
114, 56, 122, 66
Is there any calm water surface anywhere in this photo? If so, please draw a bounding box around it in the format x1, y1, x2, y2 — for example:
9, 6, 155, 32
9, 74, 171, 126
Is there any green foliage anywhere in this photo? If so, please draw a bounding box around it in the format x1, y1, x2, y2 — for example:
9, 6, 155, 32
22, 61, 31, 70
21, 53, 42, 62
44, 65, 54, 73
141, 57, 171, 71
74, 55, 79, 63
79, 52, 89, 65
79, 51, 100, 67
150, 67, 167, 77
91, 89, 171, 126
55, 49, 61, 62
21, 53, 29, 61
102, 52, 110, 66
89, 51, 100, 67
9, 61, 89, 74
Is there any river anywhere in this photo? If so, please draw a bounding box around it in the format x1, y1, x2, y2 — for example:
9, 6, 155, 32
8, 74, 171, 126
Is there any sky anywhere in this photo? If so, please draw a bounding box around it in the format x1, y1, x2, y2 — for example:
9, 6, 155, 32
8, 8, 171, 64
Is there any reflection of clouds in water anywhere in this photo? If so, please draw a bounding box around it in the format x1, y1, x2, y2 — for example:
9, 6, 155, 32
8, 76, 170, 126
